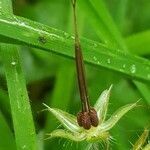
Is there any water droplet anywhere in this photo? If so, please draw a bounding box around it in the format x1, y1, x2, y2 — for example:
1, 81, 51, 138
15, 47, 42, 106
93, 56, 97, 61
107, 58, 111, 64
123, 64, 126, 68
130, 64, 136, 74
71, 36, 75, 40
17, 101, 20, 109
20, 22, 26, 26
22, 145, 26, 149
147, 74, 150, 79
11, 61, 16, 66
97, 61, 100, 65
119, 69, 123, 72
104, 40, 108, 44
115, 115, 118, 118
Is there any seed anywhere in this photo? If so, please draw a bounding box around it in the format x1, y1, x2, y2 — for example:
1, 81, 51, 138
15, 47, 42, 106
89, 108, 99, 127
77, 111, 91, 129
81, 112, 91, 130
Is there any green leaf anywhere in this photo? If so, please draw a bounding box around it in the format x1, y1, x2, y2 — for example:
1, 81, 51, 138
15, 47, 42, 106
100, 102, 137, 132
79, 0, 126, 50
0, 111, 16, 150
46, 129, 84, 142
126, 30, 150, 56
94, 85, 112, 122
0, 0, 13, 15
0, 16, 150, 83
43, 103, 81, 133
0, 89, 11, 117
112, 0, 128, 31
0, 44, 37, 150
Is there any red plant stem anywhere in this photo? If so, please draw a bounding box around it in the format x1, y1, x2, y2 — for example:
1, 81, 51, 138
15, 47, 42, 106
72, 0, 90, 112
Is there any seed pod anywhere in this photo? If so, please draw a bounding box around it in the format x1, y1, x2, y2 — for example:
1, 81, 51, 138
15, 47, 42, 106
89, 108, 99, 127
77, 111, 83, 127
81, 112, 91, 130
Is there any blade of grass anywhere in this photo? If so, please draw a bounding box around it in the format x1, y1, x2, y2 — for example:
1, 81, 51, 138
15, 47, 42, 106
0, 0, 13, 16
126, 31, 150, 101
126, 30, 150, 56
0, 111, 16, 150
79, 0, 150, 104
111, 0, 128, 32
0, 1, 37, 149
0, 16, 149, 84
0, 89, 12, 126
79, 0, 126, 50
0, 89, 11, 116
0, 44, 37, 150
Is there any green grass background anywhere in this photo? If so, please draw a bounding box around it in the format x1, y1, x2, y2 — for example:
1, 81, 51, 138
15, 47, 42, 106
0, 0, 150, 150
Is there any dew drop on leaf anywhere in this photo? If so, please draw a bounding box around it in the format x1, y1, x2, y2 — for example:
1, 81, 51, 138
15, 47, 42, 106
71, 36, 75, 40
107, 58, 111, 64
123, 64, 126, 68
20, 22, 26, 26
22, 145, 26, 149
104, 40, 108, 44
130, 64, 136, 74
11, 61, 16, 66
93, 56, 97, 61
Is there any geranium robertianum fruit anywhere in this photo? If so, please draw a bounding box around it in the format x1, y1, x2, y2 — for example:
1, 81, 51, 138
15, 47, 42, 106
71, 0, 99, 130
43, 85, 138, 143
43, 0, 139, 145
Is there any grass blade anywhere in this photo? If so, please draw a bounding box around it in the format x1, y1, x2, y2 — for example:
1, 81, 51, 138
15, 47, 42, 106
79, 0, 150, 104
79, 0, 126, 49
0, 44, 37, 150
0, 111, 16, 150
0, 0, 13, 15
0, 16, 150, 83
126, 30, 150, 55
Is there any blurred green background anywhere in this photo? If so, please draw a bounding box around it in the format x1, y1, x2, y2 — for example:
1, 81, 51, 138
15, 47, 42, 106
0, 0, 150, 149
